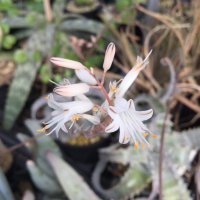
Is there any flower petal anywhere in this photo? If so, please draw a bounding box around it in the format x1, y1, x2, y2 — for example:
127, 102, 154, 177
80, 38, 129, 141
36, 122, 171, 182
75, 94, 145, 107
105, 117, 120, 133
70, 101, 94, 114
61, 124, 68, 133
50, 57, 85, 70
75, 69, 97, 85
81, 114, 100, 124
48, 94, 71, 111
51, 101, 93, 114
107, 107, 118, 119
128, 99, 135, 110
103, 43, 116, 72
128, 110, 151, 134
47, 94, 61, 110
46, 112, 70, 129
117, 51, 152, 97
114, 97, 129, 113
75, 94, 91, 102
134, 109, 153, 121
121, 112, 137, 144
126, 111, 148, 145
54, 83, 90, 97
119, 121, 130, 144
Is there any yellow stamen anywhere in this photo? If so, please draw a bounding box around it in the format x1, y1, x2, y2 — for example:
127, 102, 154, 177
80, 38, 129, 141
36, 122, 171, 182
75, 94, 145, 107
134, 142, 139, 149
143, 132, 149, 137
71, 114, 80, 122
92, 106, 98, 112
37, 127, 46, 133
44, 96, 49, 100
110, 85, 118, 93
90, 67, 94, 74
141, 143, 145, 149
151, 133, 158, 138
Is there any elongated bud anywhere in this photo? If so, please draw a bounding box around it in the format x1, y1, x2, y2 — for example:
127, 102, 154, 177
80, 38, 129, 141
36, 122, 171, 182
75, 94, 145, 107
103, 42, 116, 72
50, 57, 85, 70
54, 83, 90, 97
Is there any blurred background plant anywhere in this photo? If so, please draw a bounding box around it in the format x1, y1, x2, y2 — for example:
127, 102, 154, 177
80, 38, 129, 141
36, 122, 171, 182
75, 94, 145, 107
0, 0, 200, 199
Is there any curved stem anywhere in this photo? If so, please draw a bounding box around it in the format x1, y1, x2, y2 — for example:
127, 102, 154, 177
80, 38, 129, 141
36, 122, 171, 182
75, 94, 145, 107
159, 106, 169, 200
88, 68, 112, 105
96, 79, 112, 105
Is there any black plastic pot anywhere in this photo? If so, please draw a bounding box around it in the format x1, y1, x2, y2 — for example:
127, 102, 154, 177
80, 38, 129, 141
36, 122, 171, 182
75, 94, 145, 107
56, 136, 111, 179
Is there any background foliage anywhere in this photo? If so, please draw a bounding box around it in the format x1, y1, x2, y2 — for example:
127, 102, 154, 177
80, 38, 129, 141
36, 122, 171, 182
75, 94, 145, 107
0, 0, 200, 199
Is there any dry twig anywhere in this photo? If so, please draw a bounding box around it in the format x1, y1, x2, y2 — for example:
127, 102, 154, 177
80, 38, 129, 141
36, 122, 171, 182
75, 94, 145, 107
43, 0, 53, 22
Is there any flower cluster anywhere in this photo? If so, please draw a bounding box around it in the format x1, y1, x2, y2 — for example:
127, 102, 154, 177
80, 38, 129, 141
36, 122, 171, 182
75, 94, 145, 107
38, 43, 156, 149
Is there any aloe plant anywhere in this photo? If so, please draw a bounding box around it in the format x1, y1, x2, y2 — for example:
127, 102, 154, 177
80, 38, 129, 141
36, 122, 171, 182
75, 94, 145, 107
3, 26, 55, 130
27, 160, 62, 195
24, 119, 102, 199
47, 152, 101, 200
91, 107, 198, 200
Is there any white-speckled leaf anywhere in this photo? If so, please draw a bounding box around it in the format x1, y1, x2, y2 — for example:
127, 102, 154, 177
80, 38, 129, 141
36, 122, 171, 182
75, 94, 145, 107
46, 152, 101, 200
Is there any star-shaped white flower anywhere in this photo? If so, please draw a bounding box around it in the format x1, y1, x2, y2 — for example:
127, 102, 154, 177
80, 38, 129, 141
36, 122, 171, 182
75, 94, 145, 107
105, 51, 155, 148
105, 97, 154, 148
109, 50, 152, 99
38, 94, 100, 136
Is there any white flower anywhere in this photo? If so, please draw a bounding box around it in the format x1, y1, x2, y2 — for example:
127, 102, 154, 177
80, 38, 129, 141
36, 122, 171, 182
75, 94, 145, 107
48, 43, 154, 147
109, 50, 152, 98
105, 97, 154, 148
38, 94, 100, 136
105, 51, 154, 148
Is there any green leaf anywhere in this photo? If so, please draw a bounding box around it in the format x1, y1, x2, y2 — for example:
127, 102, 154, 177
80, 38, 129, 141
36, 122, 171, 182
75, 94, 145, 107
46, 152, 101, 200
25, 119, 63, 177
39, 64, 51, 84
3, 61, 40, 129
60, 19, 104, 34
14, 49, 28, 64
84, 55, 103, 68
26, 160, 62, 195
64, 51, 79, 60
0, 22, 10, 34
3, 26, 55, 129
25, 12, 45, 27
53, 74, 62, 82
64, 69, 73, 78
115, 0, 132, 11
32, 50, 42, 62
0, 168, 15, 200
74, 0, 95, 6
0, 1, 18, 15
2, 34, 16, 49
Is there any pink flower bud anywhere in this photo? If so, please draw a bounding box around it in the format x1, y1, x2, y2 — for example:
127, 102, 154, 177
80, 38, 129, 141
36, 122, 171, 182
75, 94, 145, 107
54, 83, 90, 97
50, 57, 85, 70
103, 43, 116, 72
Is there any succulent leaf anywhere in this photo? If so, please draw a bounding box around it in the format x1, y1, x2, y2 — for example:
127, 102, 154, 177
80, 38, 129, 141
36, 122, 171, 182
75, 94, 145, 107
46, 152, 101, 200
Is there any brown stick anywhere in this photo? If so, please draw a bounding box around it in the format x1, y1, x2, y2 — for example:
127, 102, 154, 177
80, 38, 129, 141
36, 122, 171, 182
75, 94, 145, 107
173, 94, 200, 113
43, 0, 53, 22
2, 134, 44, 153
136, 5, 185, 53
